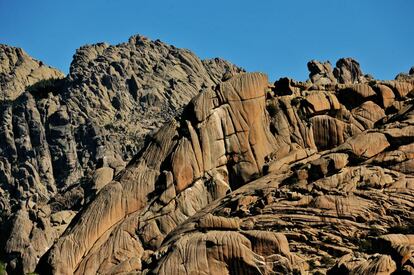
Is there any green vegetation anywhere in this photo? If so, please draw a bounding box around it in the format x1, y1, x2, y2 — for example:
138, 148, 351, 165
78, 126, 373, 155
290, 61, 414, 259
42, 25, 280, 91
308, 259, 318, 270
358, 238, 375, 253
320, 255, 336, 267
26, 77, 65, 99
0, 261, 5, 275
266, 100, 279, 117
290, 97, 302, 106
389, 223, 414, 234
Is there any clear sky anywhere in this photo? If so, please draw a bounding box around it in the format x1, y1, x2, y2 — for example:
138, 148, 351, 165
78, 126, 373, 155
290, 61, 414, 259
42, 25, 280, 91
0, 0, 413, 81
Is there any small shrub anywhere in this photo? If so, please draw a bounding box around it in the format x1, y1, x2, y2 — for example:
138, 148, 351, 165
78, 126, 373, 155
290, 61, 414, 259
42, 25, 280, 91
308, 259, 318, 269
266, 101, 278, 116
26, 78, 65, 99
359, 239, 375, 253
0, 261, 5, 275
389, 223, 414, 234
320, 255, 336, 267
290, 97, 302, 106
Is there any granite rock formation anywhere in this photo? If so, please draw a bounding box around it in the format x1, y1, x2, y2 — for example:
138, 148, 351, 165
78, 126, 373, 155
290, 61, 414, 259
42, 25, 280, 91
1, 36, 414, 275
0, 36, 241, 274
40, 65, 413, 275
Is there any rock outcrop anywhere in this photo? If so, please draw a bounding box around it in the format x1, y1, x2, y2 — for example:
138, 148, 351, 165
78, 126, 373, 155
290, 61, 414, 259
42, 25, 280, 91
396, 66, 414, 81
0, 45, 64, 101
333, 57, 372, 84
308, 60, 336, 85
308, 57, 374, 87
1, 36, 414, 275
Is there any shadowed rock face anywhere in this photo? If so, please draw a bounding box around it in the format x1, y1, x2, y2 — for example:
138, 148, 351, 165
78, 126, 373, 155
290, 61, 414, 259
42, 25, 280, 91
1, 36, 414, 275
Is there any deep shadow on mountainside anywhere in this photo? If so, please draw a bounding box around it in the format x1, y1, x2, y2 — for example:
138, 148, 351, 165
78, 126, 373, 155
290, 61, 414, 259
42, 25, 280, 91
0, 35, 413, 275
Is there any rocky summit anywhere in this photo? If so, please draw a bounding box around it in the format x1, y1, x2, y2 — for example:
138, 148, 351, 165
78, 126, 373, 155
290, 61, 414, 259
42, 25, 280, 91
0, 36, 413, 275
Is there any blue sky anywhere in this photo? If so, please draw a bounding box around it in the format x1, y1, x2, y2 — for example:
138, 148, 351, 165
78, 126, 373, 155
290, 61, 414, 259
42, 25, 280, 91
0, 0, 413, 81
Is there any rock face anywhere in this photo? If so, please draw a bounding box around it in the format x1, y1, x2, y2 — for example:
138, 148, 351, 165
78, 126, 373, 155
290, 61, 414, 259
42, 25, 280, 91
1, 37, 414, 275
0, 36, 241, 274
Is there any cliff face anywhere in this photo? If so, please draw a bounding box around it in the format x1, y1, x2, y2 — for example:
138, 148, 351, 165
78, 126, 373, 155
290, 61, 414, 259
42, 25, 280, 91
1, 36, 414, 275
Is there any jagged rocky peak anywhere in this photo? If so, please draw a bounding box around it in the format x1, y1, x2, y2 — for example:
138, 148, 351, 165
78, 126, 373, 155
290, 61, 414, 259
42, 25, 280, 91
0, 44, 64, 101
333, 57, 373, 84
395, 65, 414, 81
307, 57, 374, 86
63, 34, 244, 160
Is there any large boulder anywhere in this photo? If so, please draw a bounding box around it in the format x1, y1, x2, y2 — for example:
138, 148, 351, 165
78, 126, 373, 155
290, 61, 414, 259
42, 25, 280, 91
334, 57, 371, 84
308, 60, 337, 85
